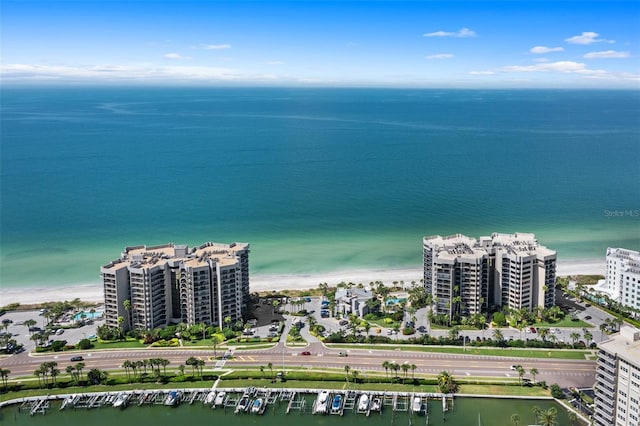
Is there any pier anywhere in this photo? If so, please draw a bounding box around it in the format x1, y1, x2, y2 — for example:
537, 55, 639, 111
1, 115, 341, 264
3, 387, 455, 419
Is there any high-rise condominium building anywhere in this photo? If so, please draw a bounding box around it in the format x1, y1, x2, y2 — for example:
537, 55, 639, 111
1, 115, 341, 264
605, 248, 640, 312
423, 233, 556, 320
594, 326, 640, 426
102, 242, 249, 332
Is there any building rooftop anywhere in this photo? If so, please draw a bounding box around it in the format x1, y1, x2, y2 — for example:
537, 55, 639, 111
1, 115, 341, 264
102, 241, 248, 271
598, 325, 640, 365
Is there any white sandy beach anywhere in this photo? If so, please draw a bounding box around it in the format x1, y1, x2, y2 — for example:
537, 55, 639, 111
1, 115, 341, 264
0, 259, 606, 306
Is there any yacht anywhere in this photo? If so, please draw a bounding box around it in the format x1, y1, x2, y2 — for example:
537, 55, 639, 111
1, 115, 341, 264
411, 396, 422, 414
331, 394, 343, 413
370, 397, 382, 412
314, 390, 330, 414
112, 393, 129, 409
358, 394, 369, 411
163, 391, 180, 407
251, 398, 263, 414
214, 391, 226, 407
204, 391, 216, 405
236, 394, 250, 413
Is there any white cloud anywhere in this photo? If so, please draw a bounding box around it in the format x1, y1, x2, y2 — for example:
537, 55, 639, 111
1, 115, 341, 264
469, 71, 495, 75
196, 43, 231, 50
533, 58, 550, 63
164, 53, 191, 60
0, 63, 240, 82
584, 50, 630, 59
500, 61, 613, 78
424, 27, 476, 38
565, 32, 611, 45
426, 53, 454, 59
530, 46, 564, 54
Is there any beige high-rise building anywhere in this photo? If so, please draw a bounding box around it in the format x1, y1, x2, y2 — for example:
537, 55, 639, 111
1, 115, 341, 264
102, 242, 249, 332
594, 326, 640, 426
423, 232, 556, 321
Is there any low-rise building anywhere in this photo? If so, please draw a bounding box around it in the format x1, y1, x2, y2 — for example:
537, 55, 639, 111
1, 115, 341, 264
334, 288, 374, 318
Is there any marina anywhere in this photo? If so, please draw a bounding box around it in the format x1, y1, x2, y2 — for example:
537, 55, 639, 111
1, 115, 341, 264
4, 387, 450, 418
0, 388, 574, 426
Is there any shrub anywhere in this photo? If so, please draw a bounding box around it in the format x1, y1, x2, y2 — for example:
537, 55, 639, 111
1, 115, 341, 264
77, 338, 93, 350
550, 383, 564, 399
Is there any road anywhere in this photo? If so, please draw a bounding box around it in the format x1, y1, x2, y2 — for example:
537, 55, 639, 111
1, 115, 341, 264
0, 339, 596, 388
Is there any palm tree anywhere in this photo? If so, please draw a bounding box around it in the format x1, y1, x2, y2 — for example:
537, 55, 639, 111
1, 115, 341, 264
401, 363, 410, 382
344, 365, 351, 382
583, 330, 593, 345
75, 362, 85, 382
211, 334, 222, 358
437, 370, 458, 394
351, 369, 359, 383
66, 365, 75, 382
570, 332, 580, 346
24, 319, 37, 336
0, 368, 10, 390
267, 362, 273, 377
492, 328, 504, 343
530, 368, 539, 384
536, 407, 558, 426
382, 361, 390, 378
567, 410, 578, 425
599, 323, 608, 340
510, 413, 520, 426
122, 360, 132, 381
260, 366, 265, 377
410, 364, 417, 380
515, 365, 525, 386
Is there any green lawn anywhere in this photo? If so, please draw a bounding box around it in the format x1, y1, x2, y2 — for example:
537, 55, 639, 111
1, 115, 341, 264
532, 317, 590, 328
326, 343, 592, 359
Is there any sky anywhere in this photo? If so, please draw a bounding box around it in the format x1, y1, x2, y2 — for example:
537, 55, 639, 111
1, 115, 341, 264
1, 0, 639, 88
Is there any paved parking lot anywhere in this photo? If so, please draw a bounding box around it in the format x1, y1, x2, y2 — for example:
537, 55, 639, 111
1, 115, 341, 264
1, 309, 101, 353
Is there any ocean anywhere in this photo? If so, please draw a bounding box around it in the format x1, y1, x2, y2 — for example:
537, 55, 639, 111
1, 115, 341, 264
1, 87, 639, 292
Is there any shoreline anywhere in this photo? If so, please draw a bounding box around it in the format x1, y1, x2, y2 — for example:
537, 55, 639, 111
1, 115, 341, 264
0, 259, 606, 306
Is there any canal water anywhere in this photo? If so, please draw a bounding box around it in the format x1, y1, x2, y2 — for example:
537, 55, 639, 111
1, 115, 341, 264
0, 394, 573, 426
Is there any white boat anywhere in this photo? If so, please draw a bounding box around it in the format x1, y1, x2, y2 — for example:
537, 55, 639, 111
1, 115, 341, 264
251, 398, 263, 414
214, 391, 226, 407
318, 390, 329, 404
370, 397, 382, 412
412, 396, 422, 414
314, 390, 329, 414
204, 391, 216, 405
358, 394, 369, 411
164, 391, 180, 406
113, 393, 129, 408
235, 394, 250, 413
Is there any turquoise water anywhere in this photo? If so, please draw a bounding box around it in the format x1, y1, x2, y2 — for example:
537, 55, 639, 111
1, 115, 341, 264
72, 311, 103, 321
0, 395, 575, 426
1, 88, 639, 290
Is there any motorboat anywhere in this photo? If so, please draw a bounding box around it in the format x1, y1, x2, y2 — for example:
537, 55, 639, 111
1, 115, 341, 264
251, 398, 263, 414
113, 393, 129, 408
370, 397, 382, 412
331, 394, 342, 412
163, 391, 180, 406
358, 394, 369, 411
314, 390, 330, 414
214, 391, 226, 406
411, 396, 422, 414
318, 390, 329, 404
235, 394, 250, 413
204, 391, 216, 405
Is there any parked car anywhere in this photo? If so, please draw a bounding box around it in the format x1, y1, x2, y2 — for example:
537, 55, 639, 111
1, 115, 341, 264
529, 327, 537, 333
339, 320, 348, 326
585, 315, 592, 320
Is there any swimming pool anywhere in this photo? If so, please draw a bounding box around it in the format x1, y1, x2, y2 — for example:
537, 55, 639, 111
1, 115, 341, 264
73, 311, 103, 321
